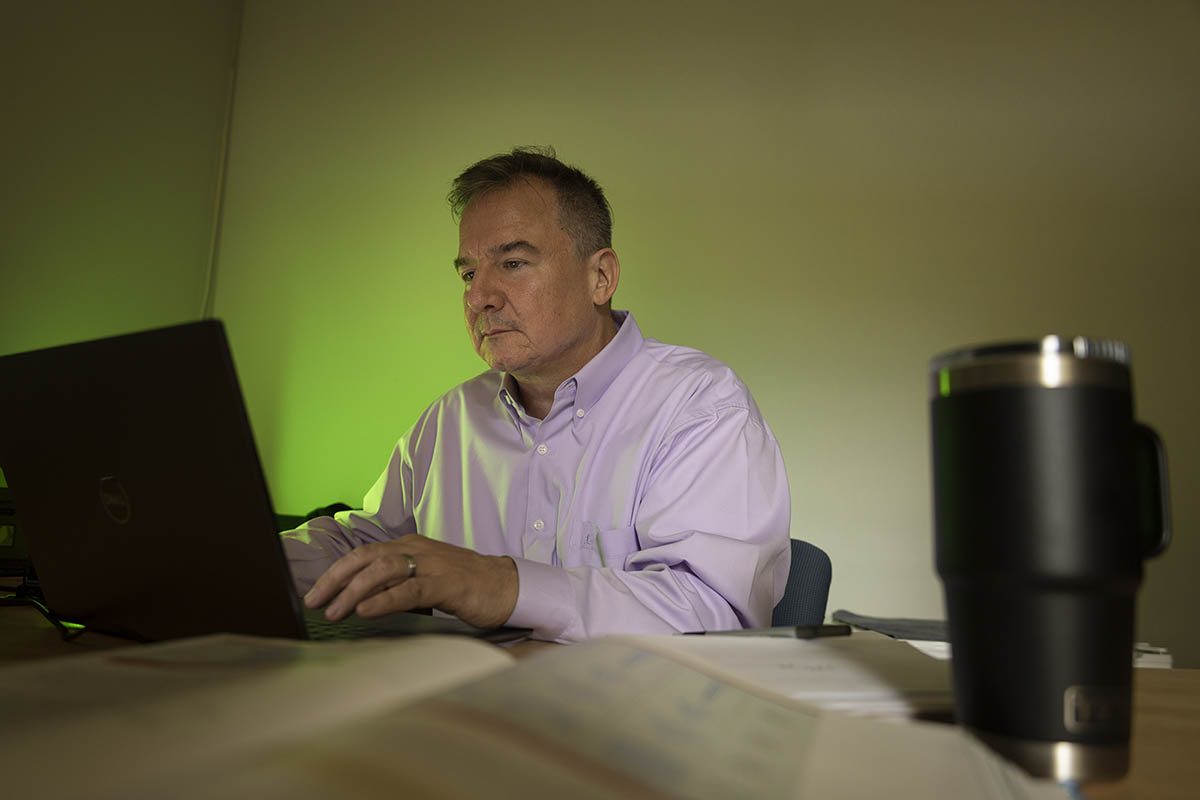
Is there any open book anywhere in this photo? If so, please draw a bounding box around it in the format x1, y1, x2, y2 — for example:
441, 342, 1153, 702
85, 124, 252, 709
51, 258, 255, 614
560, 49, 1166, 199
3, 633, 1067, 798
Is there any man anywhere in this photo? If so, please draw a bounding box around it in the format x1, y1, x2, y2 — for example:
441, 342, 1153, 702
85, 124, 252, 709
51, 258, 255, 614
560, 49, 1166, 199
286, 147, 790, 641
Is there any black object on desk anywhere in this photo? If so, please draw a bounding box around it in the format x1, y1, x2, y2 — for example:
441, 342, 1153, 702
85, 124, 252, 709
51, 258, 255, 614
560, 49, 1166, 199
0, 485, 31, 578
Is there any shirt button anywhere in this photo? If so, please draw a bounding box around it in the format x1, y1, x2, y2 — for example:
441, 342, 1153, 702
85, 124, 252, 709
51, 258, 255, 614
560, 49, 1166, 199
575, 409, 585, 418
533, 519, 545, 530
536, 443, 548, 455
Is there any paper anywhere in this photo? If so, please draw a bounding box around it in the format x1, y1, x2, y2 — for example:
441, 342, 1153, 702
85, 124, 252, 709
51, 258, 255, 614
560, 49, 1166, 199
189, 638, 1065, 800
1, 634, 515, 797
613, 630, 955, 720
1, 633, 1068, 799
905, 638, 1174, 669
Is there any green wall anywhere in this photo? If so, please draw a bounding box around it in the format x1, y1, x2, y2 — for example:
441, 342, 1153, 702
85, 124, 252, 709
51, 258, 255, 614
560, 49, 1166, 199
1, 2, 241, 353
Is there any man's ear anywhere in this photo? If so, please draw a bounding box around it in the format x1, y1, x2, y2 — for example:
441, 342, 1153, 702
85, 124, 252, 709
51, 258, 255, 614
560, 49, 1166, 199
589, 248, 620, 306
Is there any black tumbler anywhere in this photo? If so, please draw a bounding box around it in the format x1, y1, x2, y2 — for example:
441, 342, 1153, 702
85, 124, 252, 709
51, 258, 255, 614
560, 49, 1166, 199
930, 336, 1170, 781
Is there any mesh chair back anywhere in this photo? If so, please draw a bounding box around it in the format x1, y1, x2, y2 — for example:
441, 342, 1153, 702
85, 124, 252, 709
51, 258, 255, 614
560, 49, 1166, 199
771, 538, 832, 626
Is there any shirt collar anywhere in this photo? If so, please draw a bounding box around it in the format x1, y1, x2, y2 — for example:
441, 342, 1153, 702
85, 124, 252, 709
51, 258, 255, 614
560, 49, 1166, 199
497, 373, 525, 426
493, 310, 645, 420
571, 309, 644, 412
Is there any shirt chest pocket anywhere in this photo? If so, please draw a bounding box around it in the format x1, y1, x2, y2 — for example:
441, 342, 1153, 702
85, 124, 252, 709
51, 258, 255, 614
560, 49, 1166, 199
573, 521, 640, 570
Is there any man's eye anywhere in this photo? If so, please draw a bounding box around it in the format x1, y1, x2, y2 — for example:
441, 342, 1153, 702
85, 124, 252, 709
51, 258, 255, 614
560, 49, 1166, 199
503, 260, 523, 269
460, 270, 474, 282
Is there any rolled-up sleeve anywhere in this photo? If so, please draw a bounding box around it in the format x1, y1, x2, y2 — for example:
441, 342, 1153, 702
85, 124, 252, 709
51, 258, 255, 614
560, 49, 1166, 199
280, 442, 417, 595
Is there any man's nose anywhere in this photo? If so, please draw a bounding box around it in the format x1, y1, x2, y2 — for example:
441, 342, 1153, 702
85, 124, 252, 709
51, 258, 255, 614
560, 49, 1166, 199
465, 268, 503, 313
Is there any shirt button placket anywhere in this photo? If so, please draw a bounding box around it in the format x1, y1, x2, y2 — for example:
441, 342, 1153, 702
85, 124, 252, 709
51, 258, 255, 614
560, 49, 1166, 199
527, 440, 554, 562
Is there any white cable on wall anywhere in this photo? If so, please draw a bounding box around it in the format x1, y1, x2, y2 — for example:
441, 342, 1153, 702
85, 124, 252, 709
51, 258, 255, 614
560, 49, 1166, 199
201, 0, 246, 320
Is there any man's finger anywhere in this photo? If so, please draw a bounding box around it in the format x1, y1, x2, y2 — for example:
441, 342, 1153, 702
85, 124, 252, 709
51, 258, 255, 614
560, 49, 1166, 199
355, 578, 428, 618
324, 551, 422, 619
304, 546, 376, 609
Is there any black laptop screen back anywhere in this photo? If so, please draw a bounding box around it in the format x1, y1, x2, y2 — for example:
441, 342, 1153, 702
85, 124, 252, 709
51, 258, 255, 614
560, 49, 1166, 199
0, 321, 306, 641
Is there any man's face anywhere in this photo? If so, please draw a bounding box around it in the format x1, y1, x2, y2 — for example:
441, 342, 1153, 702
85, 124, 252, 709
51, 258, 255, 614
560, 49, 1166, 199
456, 179, 605, 382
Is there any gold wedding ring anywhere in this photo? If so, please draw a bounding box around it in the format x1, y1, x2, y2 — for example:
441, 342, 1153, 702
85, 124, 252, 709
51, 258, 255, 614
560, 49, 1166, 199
400, 552, 417, 579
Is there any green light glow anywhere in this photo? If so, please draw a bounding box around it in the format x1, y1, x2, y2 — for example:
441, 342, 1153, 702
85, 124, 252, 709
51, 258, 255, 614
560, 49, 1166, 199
939, 368, 951, 397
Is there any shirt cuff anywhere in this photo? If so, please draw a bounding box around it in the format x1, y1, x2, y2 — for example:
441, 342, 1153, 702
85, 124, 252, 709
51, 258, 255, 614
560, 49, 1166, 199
506, 557, 575, 641
280, 531, 335, 596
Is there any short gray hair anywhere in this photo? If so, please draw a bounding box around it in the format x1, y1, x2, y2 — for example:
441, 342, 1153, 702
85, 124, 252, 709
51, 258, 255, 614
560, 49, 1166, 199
448, 146, 613, 258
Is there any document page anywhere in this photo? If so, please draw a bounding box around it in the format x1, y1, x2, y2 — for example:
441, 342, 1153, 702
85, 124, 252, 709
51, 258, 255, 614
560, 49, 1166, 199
5, 634, 1067, 799
190, 639, 1067, 800
614, 630, 955, 720
2, 634, 515, 797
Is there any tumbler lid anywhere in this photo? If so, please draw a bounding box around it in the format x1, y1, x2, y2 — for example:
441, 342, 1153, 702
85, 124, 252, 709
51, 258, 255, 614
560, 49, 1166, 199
930, 335, 1131, 398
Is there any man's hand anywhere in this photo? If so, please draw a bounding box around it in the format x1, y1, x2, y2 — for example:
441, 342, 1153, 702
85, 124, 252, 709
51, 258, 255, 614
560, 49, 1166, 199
303, 535, 519, 629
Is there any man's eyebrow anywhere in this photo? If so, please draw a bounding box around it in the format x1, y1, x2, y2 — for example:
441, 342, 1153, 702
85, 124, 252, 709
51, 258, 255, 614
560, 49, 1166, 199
453, 240, 540, 271
493, 240, 540, 256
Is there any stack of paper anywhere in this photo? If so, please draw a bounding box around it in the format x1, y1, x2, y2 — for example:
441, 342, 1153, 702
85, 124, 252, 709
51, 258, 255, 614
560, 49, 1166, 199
1134, 642, 1173, 668
616, 631, 955, 721
906, 638, 1173, 669
1, 632, 1070, 799
835, 610, 1174, 669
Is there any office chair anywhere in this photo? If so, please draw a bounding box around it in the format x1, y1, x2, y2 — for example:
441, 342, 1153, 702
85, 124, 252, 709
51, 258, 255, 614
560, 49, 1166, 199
275, 513, 306, 531
771, 538, 833, 626
275, 503, 354, 532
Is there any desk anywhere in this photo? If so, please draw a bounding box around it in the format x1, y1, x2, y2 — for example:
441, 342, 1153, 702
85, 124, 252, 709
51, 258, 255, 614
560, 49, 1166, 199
1, 603, 1196, 798
0, 600, 558, 662
0, 602, 133, 662
1088, 667, 1200, 800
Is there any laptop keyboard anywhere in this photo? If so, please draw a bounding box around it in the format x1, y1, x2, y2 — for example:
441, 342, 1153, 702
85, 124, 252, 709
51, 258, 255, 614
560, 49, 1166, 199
304, 614, 395, 640
299, 606, 530, 643
301, 606, 431, 640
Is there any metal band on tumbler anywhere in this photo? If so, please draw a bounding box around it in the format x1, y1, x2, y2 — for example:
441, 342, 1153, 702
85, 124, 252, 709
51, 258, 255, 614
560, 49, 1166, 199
969, 731, 1130, 782
930, 336, 1132, 399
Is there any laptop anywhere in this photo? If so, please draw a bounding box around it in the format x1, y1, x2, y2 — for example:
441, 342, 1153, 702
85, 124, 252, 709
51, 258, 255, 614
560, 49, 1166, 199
0, 320, 529, 644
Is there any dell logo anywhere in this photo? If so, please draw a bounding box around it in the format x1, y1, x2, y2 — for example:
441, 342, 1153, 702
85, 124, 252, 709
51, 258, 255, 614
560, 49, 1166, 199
98, 476, 133, 524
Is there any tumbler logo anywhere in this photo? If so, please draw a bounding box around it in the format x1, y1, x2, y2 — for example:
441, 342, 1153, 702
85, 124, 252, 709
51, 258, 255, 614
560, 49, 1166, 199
1063, 685, 1129, 734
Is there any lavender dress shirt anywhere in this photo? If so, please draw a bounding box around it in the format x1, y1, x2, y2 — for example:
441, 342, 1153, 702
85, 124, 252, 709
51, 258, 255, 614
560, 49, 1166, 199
282, 311, 791, 642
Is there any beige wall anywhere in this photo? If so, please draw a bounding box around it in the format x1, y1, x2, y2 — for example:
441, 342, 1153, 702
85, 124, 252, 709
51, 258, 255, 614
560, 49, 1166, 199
0, 1, 241, 353
216, 0, 1199, 665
